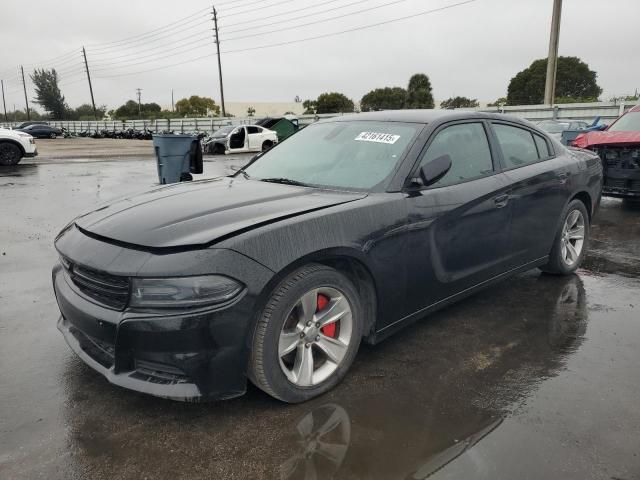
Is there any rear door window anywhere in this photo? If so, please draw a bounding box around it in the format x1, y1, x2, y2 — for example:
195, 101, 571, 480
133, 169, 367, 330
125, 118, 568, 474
493, 124, 539, 169
533, 133, 551, 159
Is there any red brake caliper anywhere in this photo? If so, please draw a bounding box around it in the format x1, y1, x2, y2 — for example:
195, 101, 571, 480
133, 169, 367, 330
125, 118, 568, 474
317, 294, 337, 338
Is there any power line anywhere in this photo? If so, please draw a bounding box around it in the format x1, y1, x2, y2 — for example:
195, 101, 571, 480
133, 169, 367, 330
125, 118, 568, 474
221, 0, 297, 18
86, 7, 210, 49
224, 0, 413, 42
89, 30, 214, 66
89, 17, 212, 54
223, 0, 348, 33
91, 40, 215, 72
91, 0, 476, 79
224, 0, 477, 53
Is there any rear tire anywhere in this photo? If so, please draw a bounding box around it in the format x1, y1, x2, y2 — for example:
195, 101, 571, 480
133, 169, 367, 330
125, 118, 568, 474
262, 140, 273, 152
249, 263, 363, 403
540, 199, 589, 275
0, 142, 23, 166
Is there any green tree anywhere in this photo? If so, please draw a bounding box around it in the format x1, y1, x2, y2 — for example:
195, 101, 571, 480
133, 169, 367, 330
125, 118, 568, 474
406, 73, 434, 109
302, 99, 317, 114
247, 106, 256, 117
70, 103, 108, 120
487, 97, 508, 107
30, 68, 68, 119
175, 95, 220, 117
360, 87, 407, 112
315, 92, 354, 114
112, 100, 162, 120
439, 96, 479, 109
507, 56, 602, 105
7, 109, 44, 122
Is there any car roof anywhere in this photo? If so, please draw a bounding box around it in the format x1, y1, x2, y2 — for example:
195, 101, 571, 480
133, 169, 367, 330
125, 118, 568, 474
320, 109, 536, 128
629, 105, 640, 113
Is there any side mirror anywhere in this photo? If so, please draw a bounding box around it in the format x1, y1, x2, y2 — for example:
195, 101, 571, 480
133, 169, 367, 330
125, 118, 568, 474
414, 154, 452, 187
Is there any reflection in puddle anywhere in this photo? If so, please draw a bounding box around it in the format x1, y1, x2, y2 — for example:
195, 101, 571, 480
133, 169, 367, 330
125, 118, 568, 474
0, 163, 37, 177
279, 404, 350, 480
49, 273, 592, 479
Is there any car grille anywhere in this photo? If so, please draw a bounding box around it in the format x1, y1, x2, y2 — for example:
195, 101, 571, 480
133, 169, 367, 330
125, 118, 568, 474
63, 259, 130, 310
597, 147, 640, 170
605, 178, 628, 189
132, 359, 191, 385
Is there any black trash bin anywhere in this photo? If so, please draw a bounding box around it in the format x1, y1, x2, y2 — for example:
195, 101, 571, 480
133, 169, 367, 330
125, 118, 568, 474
152, 134, 203, 184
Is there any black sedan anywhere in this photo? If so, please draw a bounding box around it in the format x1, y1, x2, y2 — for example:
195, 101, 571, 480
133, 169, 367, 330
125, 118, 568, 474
52, 111, 602, 403
16, 124, 62, 138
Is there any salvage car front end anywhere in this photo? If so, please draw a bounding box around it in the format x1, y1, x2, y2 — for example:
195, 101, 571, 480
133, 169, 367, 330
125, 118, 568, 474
573, 105, 640, 198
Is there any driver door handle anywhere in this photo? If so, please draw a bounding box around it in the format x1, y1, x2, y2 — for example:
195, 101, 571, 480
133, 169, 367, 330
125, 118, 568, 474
494, 194, 509, 208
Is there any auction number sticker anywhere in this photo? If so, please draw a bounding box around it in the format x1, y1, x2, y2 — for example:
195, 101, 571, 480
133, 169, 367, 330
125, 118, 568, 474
355, 132, 400, 144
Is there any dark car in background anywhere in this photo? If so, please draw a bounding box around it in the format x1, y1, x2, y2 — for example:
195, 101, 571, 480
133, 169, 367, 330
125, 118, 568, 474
14, 121, 49, 129
537, 119, 590, 142
573, 105, 640, 199
52, 110, 602, 403
16, 124, 63, 139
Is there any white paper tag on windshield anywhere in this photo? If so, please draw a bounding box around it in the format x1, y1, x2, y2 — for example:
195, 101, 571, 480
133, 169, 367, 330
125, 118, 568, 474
355, 132, 400, 144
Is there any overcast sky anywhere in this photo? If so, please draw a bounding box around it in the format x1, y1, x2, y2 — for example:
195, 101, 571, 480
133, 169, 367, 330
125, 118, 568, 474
0, 0, 638, 112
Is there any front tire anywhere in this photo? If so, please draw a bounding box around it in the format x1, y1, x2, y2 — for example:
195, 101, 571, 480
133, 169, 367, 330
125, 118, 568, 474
540, 199, 589, 275
249, 264, 363, 403
0, 142, 23, 166
49, 132, 57, 139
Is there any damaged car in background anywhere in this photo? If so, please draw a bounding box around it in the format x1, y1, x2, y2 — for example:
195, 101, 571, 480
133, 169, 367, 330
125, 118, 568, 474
52, 110, 602, 403
573, 104, 640, 199
202, 124, 278, 154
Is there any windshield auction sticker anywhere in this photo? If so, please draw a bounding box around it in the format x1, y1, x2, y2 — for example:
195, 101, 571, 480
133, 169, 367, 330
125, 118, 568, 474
355, 132, 400, 144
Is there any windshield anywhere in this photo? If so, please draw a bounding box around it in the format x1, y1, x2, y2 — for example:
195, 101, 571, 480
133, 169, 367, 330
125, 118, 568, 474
213, 125, 235, 136
538, 121, 569, 134
243, 121, 421, 190
608, 112, 640, 132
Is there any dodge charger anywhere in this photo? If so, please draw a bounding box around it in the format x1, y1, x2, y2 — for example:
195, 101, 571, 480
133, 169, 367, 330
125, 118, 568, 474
52, 111, 602, 403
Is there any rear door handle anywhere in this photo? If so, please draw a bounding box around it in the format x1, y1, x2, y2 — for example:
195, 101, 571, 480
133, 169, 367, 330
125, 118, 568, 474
494, 194, 509, 208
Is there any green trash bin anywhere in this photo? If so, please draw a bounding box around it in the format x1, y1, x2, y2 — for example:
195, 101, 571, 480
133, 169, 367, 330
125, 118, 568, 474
152, 134, 203, 184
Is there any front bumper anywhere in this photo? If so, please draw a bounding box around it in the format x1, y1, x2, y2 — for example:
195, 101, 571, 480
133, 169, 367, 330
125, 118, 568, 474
52, 228, 274, 402
24, 149, 38, 158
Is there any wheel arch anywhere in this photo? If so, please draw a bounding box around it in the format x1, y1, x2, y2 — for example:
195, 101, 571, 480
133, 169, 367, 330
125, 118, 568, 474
570, 190, 593, 221
0, 139, 26, 155
252, 248, 379, 345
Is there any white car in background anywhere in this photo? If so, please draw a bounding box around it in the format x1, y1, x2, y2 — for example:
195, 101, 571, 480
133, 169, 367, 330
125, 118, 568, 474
0, 128, 38, 165
204, 124, 278, 155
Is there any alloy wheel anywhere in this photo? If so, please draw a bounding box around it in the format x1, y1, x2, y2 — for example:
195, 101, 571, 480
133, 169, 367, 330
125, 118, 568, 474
278, 287, 353, 387
560, 209, 585, 267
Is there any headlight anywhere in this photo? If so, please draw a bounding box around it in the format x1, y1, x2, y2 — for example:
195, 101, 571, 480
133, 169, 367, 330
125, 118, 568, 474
29, 137, 35, 144
130, 275, 243, 308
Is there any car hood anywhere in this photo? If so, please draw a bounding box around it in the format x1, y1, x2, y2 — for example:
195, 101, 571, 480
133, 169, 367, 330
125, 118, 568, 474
74, 177, 367, 249
0, 128, 31, 140
573, 131, 640, 148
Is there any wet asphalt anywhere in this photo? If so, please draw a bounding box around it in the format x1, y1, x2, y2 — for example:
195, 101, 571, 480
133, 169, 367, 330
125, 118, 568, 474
1, 140, 639, 480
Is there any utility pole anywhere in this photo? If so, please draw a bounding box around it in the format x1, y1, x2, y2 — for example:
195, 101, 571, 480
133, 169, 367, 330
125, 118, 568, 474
82, 47, 98, 120
212, 5, 226, 117
171, 89, 175, 112
544, 0, 563, 105
1, 80, 7, 122
136, 88, 142, 117
20, 66, 30, 121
